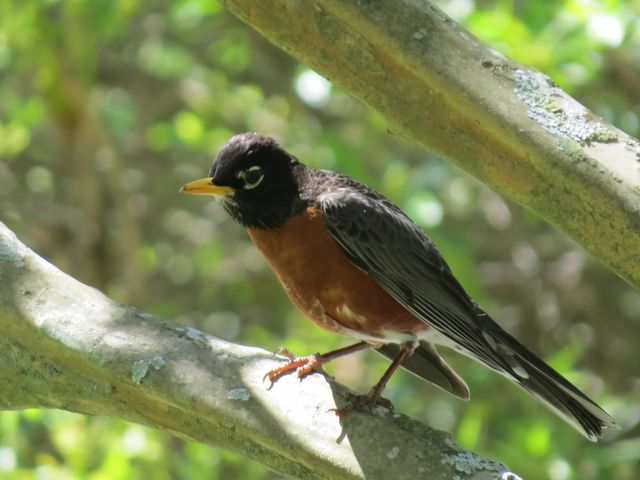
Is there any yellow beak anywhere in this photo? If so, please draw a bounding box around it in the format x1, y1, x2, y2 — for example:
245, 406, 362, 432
179, 177, 235, 196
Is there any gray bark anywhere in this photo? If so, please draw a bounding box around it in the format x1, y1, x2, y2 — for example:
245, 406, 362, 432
0, 222, 518, 479
222, 0, 640, 288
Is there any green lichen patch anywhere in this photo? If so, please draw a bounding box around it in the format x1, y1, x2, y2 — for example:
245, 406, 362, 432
131, 356, 166, 385
514, 69, 617, 145
442, 435, 512, 479
441, 450, 507, 479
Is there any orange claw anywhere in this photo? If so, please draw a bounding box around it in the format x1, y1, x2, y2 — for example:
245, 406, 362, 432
263, 353, 329, 389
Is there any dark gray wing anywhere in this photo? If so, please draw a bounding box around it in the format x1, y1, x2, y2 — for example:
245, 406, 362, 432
318, 187, 507, 371
317, 184, 616, 440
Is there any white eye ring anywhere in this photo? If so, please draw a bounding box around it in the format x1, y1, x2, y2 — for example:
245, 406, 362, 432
239, 165, 264, 190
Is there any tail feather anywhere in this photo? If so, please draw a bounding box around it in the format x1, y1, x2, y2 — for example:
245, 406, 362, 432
488, 328, 617, 441
376, 341, 470, 400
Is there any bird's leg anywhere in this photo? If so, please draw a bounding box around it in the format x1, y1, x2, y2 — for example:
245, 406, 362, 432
335, 341, 417, 416
264, 341, 372, 388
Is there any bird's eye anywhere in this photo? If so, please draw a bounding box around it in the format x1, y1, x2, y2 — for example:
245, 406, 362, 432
241, 166, 264, 190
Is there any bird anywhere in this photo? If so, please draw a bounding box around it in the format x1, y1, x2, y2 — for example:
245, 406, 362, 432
180, 132, 616, 441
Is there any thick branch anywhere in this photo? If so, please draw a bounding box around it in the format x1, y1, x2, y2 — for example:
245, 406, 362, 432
222, 0, 640, 288
0, 222, 516, 479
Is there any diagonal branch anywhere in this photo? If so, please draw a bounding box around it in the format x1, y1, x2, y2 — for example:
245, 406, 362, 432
222, 0, 640, 288
0, 222, 517, 479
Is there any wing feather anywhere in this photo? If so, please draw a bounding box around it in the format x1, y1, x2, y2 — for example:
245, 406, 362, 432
318, 187, 502, 366
313, 177, 615, 439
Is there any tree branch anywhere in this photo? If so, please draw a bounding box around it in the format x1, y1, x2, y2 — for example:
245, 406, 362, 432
222, 0, 640, 288
0, 222, 518, 479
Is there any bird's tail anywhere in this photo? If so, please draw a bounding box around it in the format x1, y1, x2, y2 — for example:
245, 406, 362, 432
377, 341, 470, 399
484, 326, 617, 441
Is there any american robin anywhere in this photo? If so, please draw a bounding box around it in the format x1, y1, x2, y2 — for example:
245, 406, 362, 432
181, 132, 616, 440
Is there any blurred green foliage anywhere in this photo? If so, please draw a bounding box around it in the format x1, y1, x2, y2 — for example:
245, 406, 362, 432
1, 0, 639, 478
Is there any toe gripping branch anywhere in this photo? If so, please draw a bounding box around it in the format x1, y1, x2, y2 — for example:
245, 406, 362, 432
263, 340, 418, 416
263, 341, 372, 389
334, 341, 417, 416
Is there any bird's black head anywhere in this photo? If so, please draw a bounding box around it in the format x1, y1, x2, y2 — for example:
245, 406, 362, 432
181, 133, 306, 229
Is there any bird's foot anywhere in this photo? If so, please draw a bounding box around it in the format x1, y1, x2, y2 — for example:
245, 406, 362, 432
332, 388, 395, 416
263, 348, 329, 389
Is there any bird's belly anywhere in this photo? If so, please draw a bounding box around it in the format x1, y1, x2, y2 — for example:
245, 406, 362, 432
246, 207, 427, 342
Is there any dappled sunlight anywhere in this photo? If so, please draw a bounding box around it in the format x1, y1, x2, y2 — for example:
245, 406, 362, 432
1, 0, 638, 477
238, 352, 351, 456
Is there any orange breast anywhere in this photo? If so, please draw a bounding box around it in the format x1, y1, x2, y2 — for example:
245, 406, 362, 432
246, 207, 426, 342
